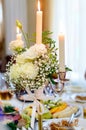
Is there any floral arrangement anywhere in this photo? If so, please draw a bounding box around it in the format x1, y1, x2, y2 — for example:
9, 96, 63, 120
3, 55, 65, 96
5, 20, 58, 91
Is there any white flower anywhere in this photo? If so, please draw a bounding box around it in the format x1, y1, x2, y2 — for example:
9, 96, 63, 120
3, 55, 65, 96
32, 43, 47, 56
9, 40, 24, 52
16, 54, 27, 64
22, 48, 38, 60
22, 43, 47, 60
20, 63, 39, 79
9, 63, 38, 80
9, 64, 21, 80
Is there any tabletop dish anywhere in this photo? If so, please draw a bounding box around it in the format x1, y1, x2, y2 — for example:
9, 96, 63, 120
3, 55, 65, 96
17, 93, 35, 102
23, 100, 81, 120
64, 86, 86, 93
42, 118, 86, 130
17, 93, 54, 102
0, 102, 19, 115
71, 93, 86, 103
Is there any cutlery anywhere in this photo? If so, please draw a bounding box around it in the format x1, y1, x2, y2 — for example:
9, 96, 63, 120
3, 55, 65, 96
68, 113, 75, 125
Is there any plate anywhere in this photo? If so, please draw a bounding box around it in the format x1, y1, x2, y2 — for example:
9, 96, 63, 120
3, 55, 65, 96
71, 93, 86, 103
23, 103, 81, 121
17, 93, 35, 102
3, 110, 19, 115
41, 118, 86, 130
17, 93, 54, 102
64, 86, 86, 93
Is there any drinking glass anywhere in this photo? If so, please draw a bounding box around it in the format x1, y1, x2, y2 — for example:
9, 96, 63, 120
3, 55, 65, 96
0, 73, 13, 100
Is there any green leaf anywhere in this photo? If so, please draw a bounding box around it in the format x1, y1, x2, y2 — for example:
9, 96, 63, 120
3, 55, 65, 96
4, 106, 15, 113
65, 67, 72, 72
7, 122, 17, 130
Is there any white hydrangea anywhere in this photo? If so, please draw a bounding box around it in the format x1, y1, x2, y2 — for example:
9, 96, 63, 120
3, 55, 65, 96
9, 62, 38, 80
9, 40, 24, 52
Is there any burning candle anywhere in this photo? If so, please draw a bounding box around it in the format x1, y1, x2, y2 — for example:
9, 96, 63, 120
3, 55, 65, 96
59, 33, 65, 72
36, 0, 43, 44
16, 27, 22, 40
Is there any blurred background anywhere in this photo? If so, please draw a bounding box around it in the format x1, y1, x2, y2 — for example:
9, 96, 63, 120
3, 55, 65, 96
0, 0, 86, 85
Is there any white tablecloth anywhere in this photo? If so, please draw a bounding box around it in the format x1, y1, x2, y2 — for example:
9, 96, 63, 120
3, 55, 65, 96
0, 90, 85, 130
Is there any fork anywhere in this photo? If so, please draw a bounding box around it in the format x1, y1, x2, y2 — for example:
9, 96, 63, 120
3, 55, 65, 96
68, 113, 75, 125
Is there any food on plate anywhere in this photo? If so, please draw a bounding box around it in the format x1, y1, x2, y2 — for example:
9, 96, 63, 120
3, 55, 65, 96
53, 106, 78, 118
76, 95, 86, 100
23, 100, 79, 119
0, 90, 13, 100
7, 113, 31, 129
3, 105, 18, 113
49, 119, 78, 130
23, 105, 52, 119
43, 100, 79, 118
23, 105, 39, 119
43, 99, 68, 110
50, 102, 68, 114
0, 102, 19, 114
42, 112, 52, 119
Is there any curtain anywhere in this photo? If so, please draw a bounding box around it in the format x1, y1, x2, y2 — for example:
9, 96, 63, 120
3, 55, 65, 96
3, 0, 28, 55
50, 0, 86, 84
0, 0, 4, 42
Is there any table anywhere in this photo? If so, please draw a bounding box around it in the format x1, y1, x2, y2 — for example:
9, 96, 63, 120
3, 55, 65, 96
0, 86, 86, 130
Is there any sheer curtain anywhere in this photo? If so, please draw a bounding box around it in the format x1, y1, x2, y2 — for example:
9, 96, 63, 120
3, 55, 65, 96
3, 0, 28, 55
0, 0, 4, 42
50, 0, 86, 84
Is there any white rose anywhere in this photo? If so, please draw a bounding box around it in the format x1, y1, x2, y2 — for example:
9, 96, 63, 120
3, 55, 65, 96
22, 48, 38, 60
16, 54, 26, 64
9, 40, 24, 52
33, 43, 47, 55
23, 44, 47, 60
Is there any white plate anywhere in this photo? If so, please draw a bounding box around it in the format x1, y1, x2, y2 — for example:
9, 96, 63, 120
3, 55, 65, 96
42, 118, 86, 130
18, 94, 35, 102
71, 93, 86, 103
64, 86, 86, 93
18, 93, 54, 102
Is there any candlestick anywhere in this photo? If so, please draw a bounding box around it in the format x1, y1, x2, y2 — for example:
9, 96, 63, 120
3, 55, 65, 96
38, 105, 42, 130
59, 33, 65, 72
16, 27, 22, 40
36, 0, 43, 44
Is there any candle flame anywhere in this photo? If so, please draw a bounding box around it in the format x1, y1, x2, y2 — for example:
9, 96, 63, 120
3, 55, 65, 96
38, 0, 40, 11
59, 21, 65, 34
16, 27, 20, 34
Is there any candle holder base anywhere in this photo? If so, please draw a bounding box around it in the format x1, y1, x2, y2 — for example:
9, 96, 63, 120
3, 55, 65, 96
59, 72, 66, 81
